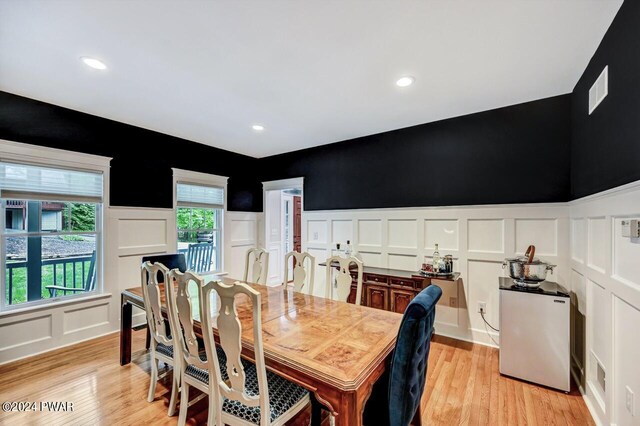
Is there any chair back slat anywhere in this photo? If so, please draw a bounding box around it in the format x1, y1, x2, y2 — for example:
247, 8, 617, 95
243, 248, 269, 285
141, 262, 172, 346
166, 270, 208, 370
325, 255, 363, 305
284, 251, 315, 293
187, 243, 214, 273
388, 285, 442, 426
200, 280, 269, 421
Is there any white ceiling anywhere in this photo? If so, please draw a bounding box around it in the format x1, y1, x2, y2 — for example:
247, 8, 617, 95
0, 0, 623, 157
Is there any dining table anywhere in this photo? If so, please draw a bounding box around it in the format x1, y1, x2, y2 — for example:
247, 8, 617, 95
120, 277, 405, 426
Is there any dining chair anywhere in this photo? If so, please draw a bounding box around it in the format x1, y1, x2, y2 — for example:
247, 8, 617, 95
244, 247, 269, 285
324, 255, 363, 305
140, 261, 180, 417
165, 269, 218, 426
199, 281, 310, 425
283, 250, 315, 294
141, 253, 187, 349
186, 242, 214, 273
363, 285, 443, 426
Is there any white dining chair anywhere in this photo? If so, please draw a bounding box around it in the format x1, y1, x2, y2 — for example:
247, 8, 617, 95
171, 272, 310, 426
283, 250, 315, 294
244, 247, 269, 285
140, 261, 180, 416
325, 255, 364, 305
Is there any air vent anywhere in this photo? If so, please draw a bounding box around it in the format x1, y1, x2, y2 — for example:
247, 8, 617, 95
597, 360, 606, 392
589, 66, 608, 115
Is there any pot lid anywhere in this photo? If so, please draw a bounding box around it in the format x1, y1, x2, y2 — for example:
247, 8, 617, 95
505, 256, 543, 264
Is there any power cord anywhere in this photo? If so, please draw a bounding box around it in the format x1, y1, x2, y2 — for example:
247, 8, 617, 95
480, 308, 499, 332
480, 308, 500, 347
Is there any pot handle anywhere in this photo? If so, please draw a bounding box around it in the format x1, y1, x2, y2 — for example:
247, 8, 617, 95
546, 264, 556, 273
525, 245, 536, 263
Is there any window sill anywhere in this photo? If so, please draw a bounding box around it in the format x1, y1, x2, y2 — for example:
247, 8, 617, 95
0, 292, 113, 318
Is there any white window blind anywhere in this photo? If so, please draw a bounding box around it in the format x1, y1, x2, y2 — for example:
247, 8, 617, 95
176, 183, 224, 208
0, 162, 103, 202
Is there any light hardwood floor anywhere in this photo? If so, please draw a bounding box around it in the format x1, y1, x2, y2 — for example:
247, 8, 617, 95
0, 330, 593, 425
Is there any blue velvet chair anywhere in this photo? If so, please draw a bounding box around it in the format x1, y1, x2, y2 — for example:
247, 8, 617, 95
362, 285, 442, 426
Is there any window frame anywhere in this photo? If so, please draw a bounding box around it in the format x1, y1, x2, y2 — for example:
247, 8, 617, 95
172, 168, 228, 275
0, 139, 110, 313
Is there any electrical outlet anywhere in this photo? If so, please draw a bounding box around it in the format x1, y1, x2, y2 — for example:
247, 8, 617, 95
626, 386, 635, 416
449, 297, 457, 308
313, 232, 319, 240
477, 302, 487, 314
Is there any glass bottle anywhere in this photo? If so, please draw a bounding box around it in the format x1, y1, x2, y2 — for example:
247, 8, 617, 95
432, 243, 442, 272
345, 240, 352, 257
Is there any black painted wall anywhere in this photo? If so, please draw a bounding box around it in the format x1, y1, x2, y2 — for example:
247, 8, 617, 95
0, 91, 262, 211
571, 1, 640, 199
260, 95, 572, 210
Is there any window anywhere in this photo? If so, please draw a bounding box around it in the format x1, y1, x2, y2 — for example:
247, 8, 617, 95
1, 161, 103, 310
176, 182, 223, 273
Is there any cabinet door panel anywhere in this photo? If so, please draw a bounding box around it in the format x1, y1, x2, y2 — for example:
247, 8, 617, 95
391, 289, 414, 313
366, 285, 389, 311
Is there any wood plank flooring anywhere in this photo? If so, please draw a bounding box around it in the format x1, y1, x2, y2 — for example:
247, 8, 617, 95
0, 330, 593, 425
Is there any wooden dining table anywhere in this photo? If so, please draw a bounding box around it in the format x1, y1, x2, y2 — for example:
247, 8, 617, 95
120, 277, 404, 426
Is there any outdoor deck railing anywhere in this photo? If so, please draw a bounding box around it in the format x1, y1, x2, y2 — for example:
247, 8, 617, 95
5, 254, 93, 305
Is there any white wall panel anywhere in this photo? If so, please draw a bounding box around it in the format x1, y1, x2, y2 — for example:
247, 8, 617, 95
571, 218, 585, 263
307, 220, 328, 244
230, 219, 256, 244
468, 219, 503, 253
613, 296, 640, 426
0, 315, 52, 351
425, 219, 458, 251
515, 218, 557, 256
587, 217, 607, 273
388, 253, 418, 271
331, 220, 352, 245
63, 303, 109, 334
388, 219, 418, 249
613, 217, 640, 289
118, 219, 167, 249
358, 219, 382, 247
358, 251, 382, 268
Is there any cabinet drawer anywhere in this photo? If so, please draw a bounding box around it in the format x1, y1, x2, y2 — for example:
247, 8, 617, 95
390, 277, 416, 288
364, 274, 388, 285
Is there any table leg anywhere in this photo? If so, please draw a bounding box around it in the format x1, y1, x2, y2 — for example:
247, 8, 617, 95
120, 294, 133, 365
332, 392, 360, 426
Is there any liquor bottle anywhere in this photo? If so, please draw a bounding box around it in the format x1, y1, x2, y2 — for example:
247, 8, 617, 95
345, 240, 352, 257
432, 243, 442, 272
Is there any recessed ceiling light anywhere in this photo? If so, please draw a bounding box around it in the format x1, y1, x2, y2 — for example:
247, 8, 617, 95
396, 76, 415, 87
252, 124, 265, 131
80, 57, 107, 70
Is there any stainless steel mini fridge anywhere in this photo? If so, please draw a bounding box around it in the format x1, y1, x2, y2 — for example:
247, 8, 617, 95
498, 277, 571, 392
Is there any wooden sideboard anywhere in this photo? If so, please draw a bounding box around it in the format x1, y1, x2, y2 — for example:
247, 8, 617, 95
320, 263, 460, 314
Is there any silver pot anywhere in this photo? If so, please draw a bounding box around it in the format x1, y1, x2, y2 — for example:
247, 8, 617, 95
503, 245, 555, 287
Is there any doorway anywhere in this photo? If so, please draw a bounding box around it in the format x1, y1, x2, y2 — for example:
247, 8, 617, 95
263, 178, 303, 286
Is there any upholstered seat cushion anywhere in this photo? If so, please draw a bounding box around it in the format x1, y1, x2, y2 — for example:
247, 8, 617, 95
184, 346, 229, 384
155, 342, 173, 358
184, 348, 308, 425
222, 367, 308, 425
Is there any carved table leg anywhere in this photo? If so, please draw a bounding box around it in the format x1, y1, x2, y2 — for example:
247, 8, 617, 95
120, 294, 133, 366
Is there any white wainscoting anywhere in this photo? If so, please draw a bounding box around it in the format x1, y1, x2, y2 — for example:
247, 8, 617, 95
302, 203, 570, 347
569, 180, 640, 426
224, 211, 260, 281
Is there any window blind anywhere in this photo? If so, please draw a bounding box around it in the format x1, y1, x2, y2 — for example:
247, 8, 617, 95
176, 183, 224, 208
0, 162, 103, 202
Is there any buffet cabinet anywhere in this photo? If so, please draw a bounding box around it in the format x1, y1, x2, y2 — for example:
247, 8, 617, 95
337, 265, 459, 314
